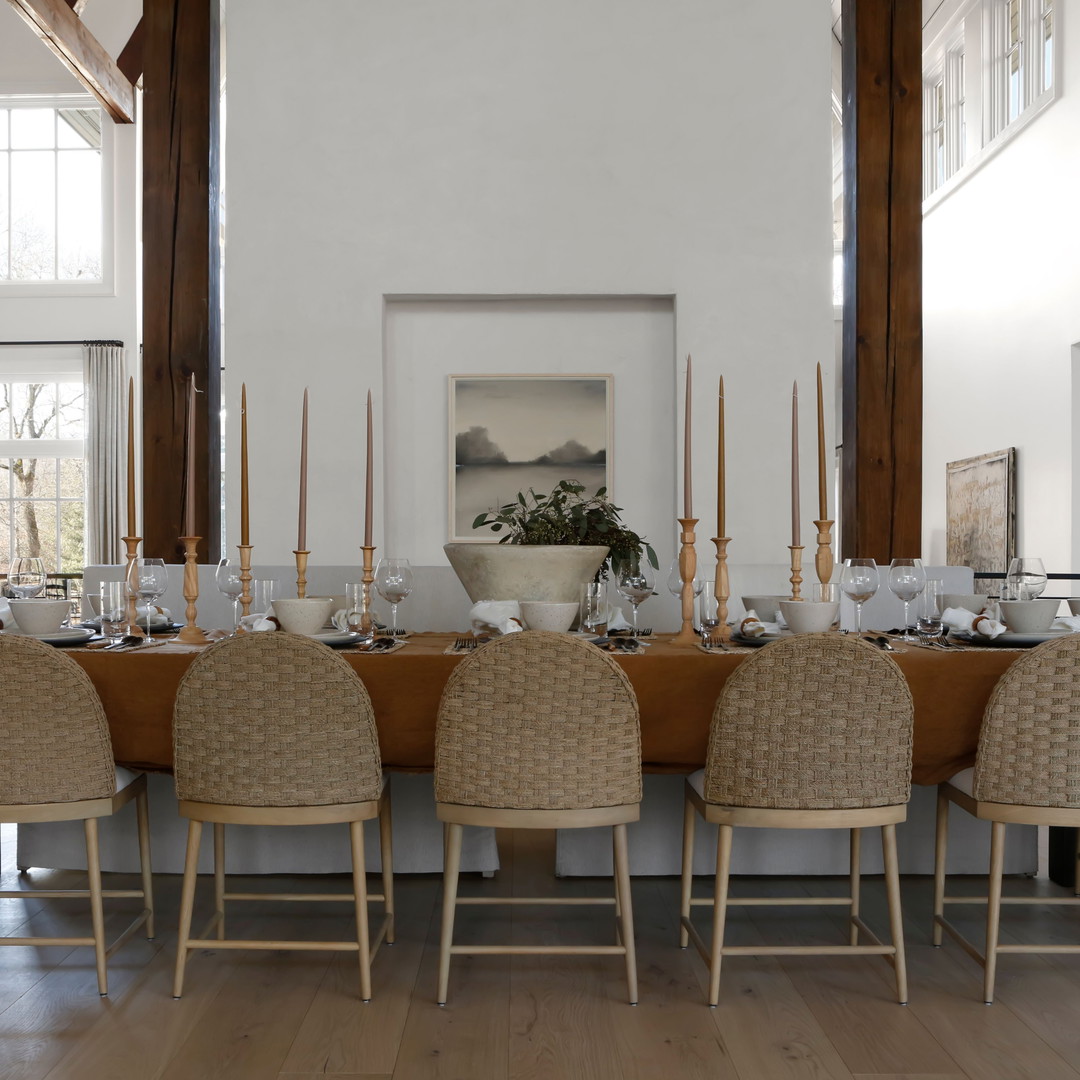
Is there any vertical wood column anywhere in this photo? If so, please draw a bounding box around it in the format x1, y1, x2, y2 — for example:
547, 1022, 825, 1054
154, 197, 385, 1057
142, 0, 221, 561
841, 0, 923, 561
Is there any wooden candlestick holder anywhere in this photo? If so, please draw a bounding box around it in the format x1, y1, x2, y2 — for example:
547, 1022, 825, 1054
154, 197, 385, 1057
360, 545, 376, 633
813, 519, 835, 585
236, 543, 254, 631
176, 537, 211, 644
672, 518, 700, 646
294, 550, 310, 598
788, 545, 805, 600
121, 535, 145, 638
711, 536, 733, 642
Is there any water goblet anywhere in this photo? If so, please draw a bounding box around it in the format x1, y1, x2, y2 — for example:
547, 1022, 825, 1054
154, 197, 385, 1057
345, 581, 375, 642
580, 581, 607, 637
698, 582, 720, 644
129, 557, 169, 636
250, 578, 279, 619
375, 558, 413, 635
6, 556, 46, 598
888, 558, 926, 642
99, 580, 129, 644
666, 558, 704, 600
215, 558, 244, 635
917, 579, 944, 645
1006, 556, 1047, 601
616, 558, 655, 638
840, 557, 879, 635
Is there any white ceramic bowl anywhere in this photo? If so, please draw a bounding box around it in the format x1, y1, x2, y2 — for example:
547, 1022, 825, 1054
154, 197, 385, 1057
8, 598, 71, 635
779, 600, 839, 634
1068, 598, 1080, 618
998, 598, 1059, 633
272, 597, 335, 636
741, 595, 784, 621
942, 593, 989, 614
520, 601, 579, 633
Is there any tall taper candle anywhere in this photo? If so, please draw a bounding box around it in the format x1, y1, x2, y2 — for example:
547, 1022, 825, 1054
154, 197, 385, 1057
126, 377, 136, 537
816, 362, 827, 520
683, 355, 693, 518
184, 375, 196, 537
364, 390, 373, 547
298, 388, 309, 551
791, 380, 800, 548
240, 383, 250, 546
717, 375, 725, 538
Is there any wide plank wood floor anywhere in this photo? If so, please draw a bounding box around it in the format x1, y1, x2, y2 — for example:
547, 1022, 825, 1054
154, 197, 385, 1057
2, 822, 1080, 1080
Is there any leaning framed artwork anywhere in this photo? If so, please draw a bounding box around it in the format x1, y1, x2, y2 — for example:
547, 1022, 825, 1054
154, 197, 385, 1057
449, 375, 613, 542
945, 448, 1016, 574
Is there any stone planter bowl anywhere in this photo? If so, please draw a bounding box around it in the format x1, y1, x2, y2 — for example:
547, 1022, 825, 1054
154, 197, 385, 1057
443, 543, 610, 604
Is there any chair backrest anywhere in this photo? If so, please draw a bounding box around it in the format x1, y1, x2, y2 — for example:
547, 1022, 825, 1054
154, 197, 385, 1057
173, 632, 382, 807
0, 635, 116, 805
974, 634, 1080, 806
703, 633, 913, 810
434, 630, 641, 811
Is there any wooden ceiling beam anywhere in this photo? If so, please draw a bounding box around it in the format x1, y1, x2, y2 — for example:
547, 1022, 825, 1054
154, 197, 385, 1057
6, 0, 135, 123
117, 15, 144, 84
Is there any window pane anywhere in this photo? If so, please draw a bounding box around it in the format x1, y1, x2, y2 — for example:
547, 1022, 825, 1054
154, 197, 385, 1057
0, 155, 9, 278
56, 384, 85, 438
10, 150, 56, 279
1043, 4, 1054, 91
0, 384, 10, 438
0, 109, 8, 150
59, 456, 84, 499
16, 457, 57, 498
57, 149, 102, 280
10, 109, 54, 150
0, 496, 10, 566
16, 500, 58, 566
60, 499, 84, 571
10, 383, 59, 439
57, 108, 101, 150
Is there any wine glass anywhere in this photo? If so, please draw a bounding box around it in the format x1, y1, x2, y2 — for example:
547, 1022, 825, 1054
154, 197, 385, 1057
375, 558, 413, 635
1006, 556, 1047, 601
888, 558, 926, 642
615, 557, 655, 638
840, 558, 879, 635
215, 558, 244, 635
129, 558, 169, 637
6, 557, 46, 598
666, 558, 704, 601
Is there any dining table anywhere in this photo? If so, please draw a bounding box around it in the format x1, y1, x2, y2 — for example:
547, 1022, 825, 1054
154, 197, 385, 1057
67, 631, 1022, 787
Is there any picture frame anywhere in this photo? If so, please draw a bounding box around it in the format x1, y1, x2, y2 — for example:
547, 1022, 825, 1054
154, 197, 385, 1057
945, 447, 1016, 574
448, 375, 613, 542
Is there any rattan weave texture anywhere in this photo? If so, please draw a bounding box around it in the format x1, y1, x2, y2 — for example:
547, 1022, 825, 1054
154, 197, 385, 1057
173, 632, 382, 806
974, 634, 1080, 806
435, 631, 641, 810
0, 634, 116, 804
703, 633, 913, 809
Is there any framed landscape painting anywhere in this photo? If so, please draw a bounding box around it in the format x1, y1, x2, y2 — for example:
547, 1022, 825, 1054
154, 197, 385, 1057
946, 448, 1016, 574
449, 375, 613, 541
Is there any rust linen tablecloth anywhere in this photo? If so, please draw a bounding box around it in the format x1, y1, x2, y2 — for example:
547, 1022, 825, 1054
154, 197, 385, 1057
69, 633, 1020, 784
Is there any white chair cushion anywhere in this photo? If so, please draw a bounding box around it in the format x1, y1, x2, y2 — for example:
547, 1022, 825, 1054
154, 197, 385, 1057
944, 766, 974, 796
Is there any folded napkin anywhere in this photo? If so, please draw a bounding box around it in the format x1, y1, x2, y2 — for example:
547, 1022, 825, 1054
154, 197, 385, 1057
736, 610, 767, 638
240, 611, 279, 632
942, 605, 1006, 638
605, 605, 632, 632
1052, 615, 1080, 632
469, 600, 524, 636
0, 596, 11, 631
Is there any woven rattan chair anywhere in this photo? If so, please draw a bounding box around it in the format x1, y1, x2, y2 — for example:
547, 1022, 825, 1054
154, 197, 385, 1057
171, 632, 394, 1001
932, 634, 1080, 1002
0, 634, 154, 996
680, 632, 913, 1006
434, 630, 641, 1005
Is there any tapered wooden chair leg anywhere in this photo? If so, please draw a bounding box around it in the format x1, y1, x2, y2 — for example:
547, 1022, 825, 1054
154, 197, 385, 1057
613, 823, 638, 1004
849, 827, 862, 946
350, 820, 372, 1002
135, 783, 155, 939
984, 820, 1006, 1004
173, 820, 202, 999
437, 822, 463, 1005
213, 823, 226, 940
932, 786, 949, 946
84, 818, 108, 996
708, 824, 733, 1007
379, 787, 395, 944
680, 793, 696, 948
882, 822, 907, 1004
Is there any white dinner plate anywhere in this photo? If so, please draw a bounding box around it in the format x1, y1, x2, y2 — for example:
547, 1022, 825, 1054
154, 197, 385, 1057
3, 626, 95, 646
952, 627, 1074, 648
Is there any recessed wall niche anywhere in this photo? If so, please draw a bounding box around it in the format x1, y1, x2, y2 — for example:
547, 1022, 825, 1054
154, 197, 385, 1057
383, 295, 676, 566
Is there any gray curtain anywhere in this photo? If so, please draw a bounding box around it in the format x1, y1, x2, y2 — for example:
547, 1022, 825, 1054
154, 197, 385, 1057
84, 344, 126, 564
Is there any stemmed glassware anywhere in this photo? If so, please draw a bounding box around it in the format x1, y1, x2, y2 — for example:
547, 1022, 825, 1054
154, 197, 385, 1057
840, 558, 879, 636
615, 557, 655, 638
888, 557, 926, 642
1005, 556, 1047, 600
215, 558, 244, 635
129, 558, 169, 637
375, 558, 413, 635
6, 557, 46, 598
666, 558, 704, 602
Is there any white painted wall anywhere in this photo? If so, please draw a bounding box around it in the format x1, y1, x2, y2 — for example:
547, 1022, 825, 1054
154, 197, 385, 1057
223, 0, 837, 621
922, 15, 1080, 573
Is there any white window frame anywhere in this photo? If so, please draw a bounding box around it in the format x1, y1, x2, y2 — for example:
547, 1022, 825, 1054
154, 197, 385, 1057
0, 94, 115, 297
923, 0, 1060, 212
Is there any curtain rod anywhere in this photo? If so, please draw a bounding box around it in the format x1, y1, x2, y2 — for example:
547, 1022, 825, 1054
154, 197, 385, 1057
0, 339, 124, 347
